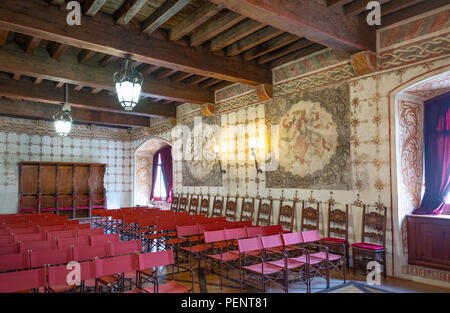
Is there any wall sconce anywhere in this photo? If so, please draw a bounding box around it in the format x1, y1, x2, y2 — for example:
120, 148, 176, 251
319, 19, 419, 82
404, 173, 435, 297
248, 138, 262, 174
213, 145, 226, 174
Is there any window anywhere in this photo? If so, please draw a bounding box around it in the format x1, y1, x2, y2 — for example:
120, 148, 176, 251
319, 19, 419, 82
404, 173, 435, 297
153, 154, 166, 200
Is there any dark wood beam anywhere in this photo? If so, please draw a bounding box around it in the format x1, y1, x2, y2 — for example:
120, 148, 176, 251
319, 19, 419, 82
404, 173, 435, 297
99, 55, 119, 67
0, 97, 150, 127
15, 34, 41, 54
46, 0, 65, 5
78, 49, 97, 64
257, 38, 315, 64
380, 0, 425, 17
344, 0, 390, 16
55, 81, 64, 88
326, 0, 353, 9
210, 80, 233, 92
91, 88, 103, 95
0, 74, 176, 118
142, 0, 191, 35
83, 0, 108, 16
34, 77, 42, 85
208, 0, 375, 53
74, 85, 84, 92
210, 19, 265, 51
243, 33, 299, 61
115, 0, 149, 25
184, 75, 209, 85
47, 42, 69, 60
170, 71, 193, 83
269, 44, 327, 69
12, 73, 20, 81
170, 2, 222, 41
0, 0, 271, 85
226, 26, 284, 57
190, 10, 246, 47
199, 78, 221, 89
138, 64, 160, 77
0, 29, 7, 47
0, 45, 214, 104
153, 68, 177, 80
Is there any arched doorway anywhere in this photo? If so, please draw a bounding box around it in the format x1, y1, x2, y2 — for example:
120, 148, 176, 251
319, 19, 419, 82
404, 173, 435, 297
134, 137, 172, 206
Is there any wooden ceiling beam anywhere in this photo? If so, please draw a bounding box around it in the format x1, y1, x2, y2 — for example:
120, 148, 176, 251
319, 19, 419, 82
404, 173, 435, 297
208, 0, 375, 53
226, 26, 284, 57
170, 71, 193, 83
0, 97, 150, 128
78, 49, 97, 64
74, 85, 84, 92
243, 33, 298, 61
326, 0, 353, 9
83, 0, 108, 16
153, 68, 177, 80
142, 0, 191, 35
138, 64, 160, 77
184, 75, 209, 85
190, 10, 246, 47
210, 19, 265, 52
47, 42, 69, 60
55, 81, 64, 88
34, 77, 42, 85
0, 0, 271, 85
99, 55, 119, 67
0, 29, 7, 47
46, 0, 65, 6
343, 0, 390, 16
115, 0, 149, 25
269, 44, 326, 69
12, 73, 20, 81
91, 88, 103, 95
0, 74, 177, 118
209, 80, 233, 92
15, 34, 42, 54
380, 0, 425, 17
170, 2, 222, 41
0, 46, 214, 104
198, 78, 222, 89
257, 38, 315, 64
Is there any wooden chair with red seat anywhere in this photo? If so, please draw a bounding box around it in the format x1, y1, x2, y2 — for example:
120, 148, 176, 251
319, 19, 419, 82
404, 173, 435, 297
0, 267, 46, 293
211, 196, 224, 218
240, 197, 255, 223
94, 254, 139, 293
256, 197, 273, 226
188, 195, 199, 215
132, 249, 194, 293
198, 195, 210, 217
352, 205, 387, 278
319, 203, 350, 269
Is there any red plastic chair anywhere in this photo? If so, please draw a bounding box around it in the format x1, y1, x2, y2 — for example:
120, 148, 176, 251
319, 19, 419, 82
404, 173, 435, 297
46, 261, 95, 293
13, 232, 46, 243
46, 230, 76, 241
73, 244, 110, 262
246, 226, 264, 238
0, 252, 29, 272
94, 254, 139, 293
30, 249, 71, 269
9, 227, 39, 235
110, 239, 142, 257
177, 224, 211, 272
0, 267, 46, 293
77, 227, 104, 237
19, 240, 56, 253
0, 244, 17, 256
57, 236, 90, 250
134, 250, 194, 293
90, 233, 120, 246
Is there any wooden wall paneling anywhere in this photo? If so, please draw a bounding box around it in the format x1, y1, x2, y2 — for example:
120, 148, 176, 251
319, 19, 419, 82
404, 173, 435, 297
74, 164, 90, 218
89, 164, 106, 210
19, 163, 39, 213
56, 164, 74, 218
39, 164, 56, 213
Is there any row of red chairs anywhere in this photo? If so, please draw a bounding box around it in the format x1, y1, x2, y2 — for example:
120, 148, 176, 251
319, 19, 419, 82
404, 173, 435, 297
0, 249, 191, 293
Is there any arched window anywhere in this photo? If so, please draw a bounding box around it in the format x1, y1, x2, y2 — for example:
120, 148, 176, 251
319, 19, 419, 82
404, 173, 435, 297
153, 154, 167, 200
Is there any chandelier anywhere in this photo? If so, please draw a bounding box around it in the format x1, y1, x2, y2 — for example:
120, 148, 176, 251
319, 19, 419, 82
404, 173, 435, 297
53, 84, 73, 137
113, 55, 143, 111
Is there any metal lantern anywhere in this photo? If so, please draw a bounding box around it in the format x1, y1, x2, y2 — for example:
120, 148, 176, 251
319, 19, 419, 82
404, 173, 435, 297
113, 55, 143, 111
54, 84, 73, 136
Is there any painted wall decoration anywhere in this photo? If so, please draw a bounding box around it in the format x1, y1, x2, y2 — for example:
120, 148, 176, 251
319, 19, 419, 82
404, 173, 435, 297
182, 115, 223, 187
265, 83, 352, 190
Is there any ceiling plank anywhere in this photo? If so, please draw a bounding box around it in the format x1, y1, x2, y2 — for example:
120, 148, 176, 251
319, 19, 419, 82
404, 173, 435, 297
83, 0, 108, 16
190, 10, 246, 47
74, 85, 84, 91
55, 81, 64, 88
380, 0, 425, 17
138, 64, 160, 77
257, 38, 315, 64
99, 55, 119, 67
34, 77, 42, 85
91, 87, 103, 94
343, 0, 390, 16
0, 97, 150, 127
326, 0, 353, 9
198, 78, 221, 89
78, 49, 97, 64
0, 74, 176, 118
47, 42, 69, 60
269, 44, 327, 69
0, 0, 271, 85
153, 68, 177, 80
12, 73, 20, 80
208, 0, 374, 53
25, 37, 42, 54
184, 75, 209, 85
226, 26, 284, 57
115, 0, 149, 26
0, 45, 214, 104
210, 19, 265, 51
243, 33, 298, 61
142, 0, 191, 35
170, 71, 193, 83
170, 2, 222, 41
0, 29, 8, 47
210, 80, 233, 92
46, 0, 65, 5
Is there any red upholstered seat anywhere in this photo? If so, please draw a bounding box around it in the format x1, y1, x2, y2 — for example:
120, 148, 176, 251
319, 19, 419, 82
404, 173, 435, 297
320, 237, 348, 243
352, 242, 385, 250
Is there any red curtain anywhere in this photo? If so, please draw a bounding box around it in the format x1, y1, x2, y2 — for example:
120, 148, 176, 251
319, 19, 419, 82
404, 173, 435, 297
413, 92, 450, 215
150, 145, 173, 203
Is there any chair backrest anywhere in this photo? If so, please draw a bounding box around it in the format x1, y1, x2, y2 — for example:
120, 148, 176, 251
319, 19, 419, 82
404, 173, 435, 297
47, 261, 95, 287
77, 227, 103, 237
238, 237, 263, 253
278, 200, 296, 232
261, 234, 283, 249
30, 249, 71, 268
57, 236, 90, 250
94, 254, 138, 277
188, 195, 199, 215
199, 195, 210, 216
9, 227, 38, 235
176, 224, 200, 237
262, 224, 283, 236
246, 226, 264, 238
225, 227, 248, 241
46, 230, 76, 241
240, 198, 255, 222
224, 196, 238, 221
0, 268, 46, 293
19, 240, 56, 253
0, 245, 17, 255
138, 250, 174, 269
327, 203, 349, 240
39, 225, 66, 232
256, 198, 272, 226
301, 200, 320, 231
203, 230, 226, 244
301, 230, 321, 243
178, 195, 189, 212
0, 252, 29, 272
211, 196, 224, 218
170, 194, 180, 211
110, 240, 142, 256
361, 205, 387, 246
282, 232, 304, 246
13, 232, 46, 243
73, 244, 110, 262
89, 233, 120, 246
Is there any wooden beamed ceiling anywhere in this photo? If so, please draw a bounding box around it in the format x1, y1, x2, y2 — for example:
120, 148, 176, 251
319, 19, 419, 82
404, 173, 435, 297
0, 0, 445, 128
